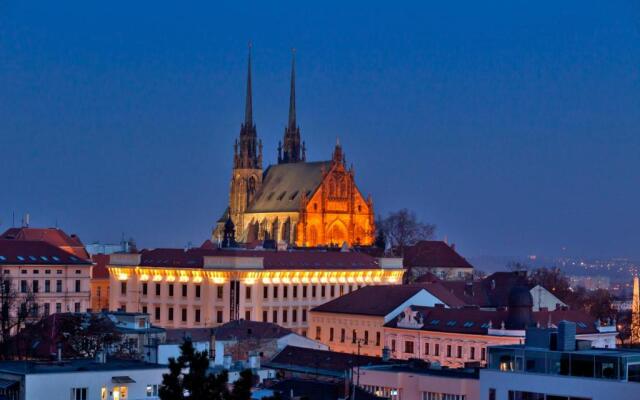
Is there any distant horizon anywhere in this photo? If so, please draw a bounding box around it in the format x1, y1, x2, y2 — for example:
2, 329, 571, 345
2, 1, 639, 258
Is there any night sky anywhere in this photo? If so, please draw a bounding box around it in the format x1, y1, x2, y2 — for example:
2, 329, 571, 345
1, 1, 639, 258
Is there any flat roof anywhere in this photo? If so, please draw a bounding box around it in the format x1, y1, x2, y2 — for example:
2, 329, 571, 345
490, 344, 640, 357
361, 363, 479, 379
0, 359, 167, 375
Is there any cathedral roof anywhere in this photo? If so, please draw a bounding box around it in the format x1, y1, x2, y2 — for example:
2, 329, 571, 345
247, 161, 331, 213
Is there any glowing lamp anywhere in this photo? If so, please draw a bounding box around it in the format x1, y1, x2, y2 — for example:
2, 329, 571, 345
262, 277, 271, 285
179, 276, 189, 283
193, 276, 203, 283
117, 273, 128, 281
212, 277, 225, 284
166, 275, 176, 282
245, 278, 256, 285
153, 275, 163, 282
139, 274, 150, 281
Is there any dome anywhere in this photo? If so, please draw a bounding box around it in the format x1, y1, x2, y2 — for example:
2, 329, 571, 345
508, 285, 533, 308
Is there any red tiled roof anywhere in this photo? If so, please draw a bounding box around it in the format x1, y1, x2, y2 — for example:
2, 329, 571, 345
403, 241, 473, 269
385, 305, 599, 335
0, 227, 90, 259
91, 254, 110, 279
214, 319, 292, 341
312, 285, 429, 316
136, 247, 382, 270
0, 240, 92, 265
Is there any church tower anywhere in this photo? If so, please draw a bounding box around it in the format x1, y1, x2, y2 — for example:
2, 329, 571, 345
229, 46, 263, 240
278, 50, 306, 164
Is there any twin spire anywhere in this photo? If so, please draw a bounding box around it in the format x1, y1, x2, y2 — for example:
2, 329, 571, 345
236, 46, 305, 169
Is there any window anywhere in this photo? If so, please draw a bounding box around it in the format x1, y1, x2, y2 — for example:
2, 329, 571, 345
217, 310, 223, 323
330, 285, 335, 297
182, 284, 188, 297
391, 339, 396, 352
32, 280, 39, 293
302, 309, 307, 322
425, 342, 430, 355
273, 286, 278, 299
330, 327, 334, 341
292, 309, 298, 322
142, 305, 148, 315
246, 286, 252, 300
195, 285, 201, 298
481, 348, 486, 361
352, 329, 357, 344
376, 332, 381, 347
283, 309, 288, 323
75, 280, 81, 292
155, 307, 161, 320
283, 286, 288, 298
57, 269, 62, 274
321, 285, 326, 297
120, 281, 127, 295
181, 308, 187, 322
263, 311, 268, 322
142, 283, 148, 295
488, 388, 496, 400
447, 345, 452, 357
217, 286, 223, 299
312, 285, 317, 297
146, 384, 159, 397
364, 330, 369, 345
34, 269, 39, 274
168, 284, 174, 297
302, 286, 307, 298
470, 347, 475, 360
168, 307, 174, 321
404, 341, 414, 354
435, 343, 440, 356
457, 346, 462, 358
263, 286, 269, 299
56, 303, 62, 313
45, 269, 50, 274
155, 283, 161, 296
339, 285, 344, 296
20, 280, 27, 293
315, 326, 322, 340
74, 302, 80, 313
340, 328, 345, 343
272, 310, 278, 323
44, 303, 50, 316
195, 308, 201, 322
71, 387, 88, 400
244, 310, 250, 321
56, 280, 62, 292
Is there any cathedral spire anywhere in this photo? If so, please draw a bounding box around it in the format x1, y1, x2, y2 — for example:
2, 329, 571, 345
244, 43, 253, 127
234, 43, 261, 170
279, 48, 305, 164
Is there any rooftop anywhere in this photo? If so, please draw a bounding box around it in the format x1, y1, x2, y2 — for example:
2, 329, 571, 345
0, 240, 92, 266
403, 241, 473, 269
0, 227, 89, 259
361, 362, 479, 379
0, 358, 166, 375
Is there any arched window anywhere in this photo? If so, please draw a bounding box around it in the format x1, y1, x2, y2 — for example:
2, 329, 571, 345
309, 226, 318, 246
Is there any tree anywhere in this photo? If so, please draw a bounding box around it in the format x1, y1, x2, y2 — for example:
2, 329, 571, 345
583, 289, 615, 320
528, 267, 572, 303
159, 339, 232, 400
374, 226, 386, 250
0, 274, 38, 359
66, 314, 122, 358
378, 209, 435, 252
506, 261, 529, 272
229, 369, 253, 400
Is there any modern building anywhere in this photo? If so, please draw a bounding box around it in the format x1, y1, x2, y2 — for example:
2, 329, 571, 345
309, 284, 465, 356
107, 246, 404, 333
0, 358, 167, 400
402, 241, 475, 281
0, 239, 92, 319
480, 322, 640, 400
213, 51, 375, 247
358, 361, 480, 400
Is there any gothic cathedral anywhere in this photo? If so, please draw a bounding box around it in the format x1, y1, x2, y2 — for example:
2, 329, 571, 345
214, 50, 375, 247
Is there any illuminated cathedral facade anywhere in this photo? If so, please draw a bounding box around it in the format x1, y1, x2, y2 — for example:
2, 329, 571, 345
214, 51, 375, 247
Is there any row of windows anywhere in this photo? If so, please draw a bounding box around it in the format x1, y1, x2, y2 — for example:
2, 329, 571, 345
258, 284, 359, 300
317, 326, 382, 346
390, 340, 486, 361
422, 392, 466, 400
3, 268, 84, 275
261, 307, 309, 324
18, 279, 83, 293
122, 282, 222, 299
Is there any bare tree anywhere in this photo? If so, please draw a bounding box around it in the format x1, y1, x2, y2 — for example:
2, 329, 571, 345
378, 209, 435, 252
0, 274, 38, 359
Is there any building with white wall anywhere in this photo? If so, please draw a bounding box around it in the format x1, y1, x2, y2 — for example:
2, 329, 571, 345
0, 359, 167, 400
108, 247, 404, 334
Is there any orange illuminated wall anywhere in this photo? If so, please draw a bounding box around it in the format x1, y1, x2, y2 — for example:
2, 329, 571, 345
296, 145, 375, 247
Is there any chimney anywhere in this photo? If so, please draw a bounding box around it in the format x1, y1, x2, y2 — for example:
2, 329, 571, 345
223, 354, 233, 370
557, 321, 576, 352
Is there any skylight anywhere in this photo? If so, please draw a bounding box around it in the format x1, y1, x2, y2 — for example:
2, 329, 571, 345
463, 322, 474, 328
40, 256, 48, 261
52, 256, 60, 262
0, 256, 5, 261
446, 320, 457, 327
17, 256, 25, 261
28, 256, 37, 261
430, 319, 439, 325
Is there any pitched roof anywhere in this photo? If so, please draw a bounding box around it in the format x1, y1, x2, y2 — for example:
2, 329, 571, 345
165, 327, 216, 343
311, 285, 426, 316
267, 346, 391, 376
438, 271, 536, 308
384, 305, 600, 335
0, 240, 92, 265
247, 161, 331, 213
136, 247, 382, 270
213, 320, 292, 341
403, 241, 473, 269
0, 227, 89, 259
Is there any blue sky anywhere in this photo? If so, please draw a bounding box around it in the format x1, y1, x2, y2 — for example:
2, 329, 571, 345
1, 1, 639, 258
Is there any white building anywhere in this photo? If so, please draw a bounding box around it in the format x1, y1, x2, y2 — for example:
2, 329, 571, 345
0, 359, 167, 400
480, 322, 640, 400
